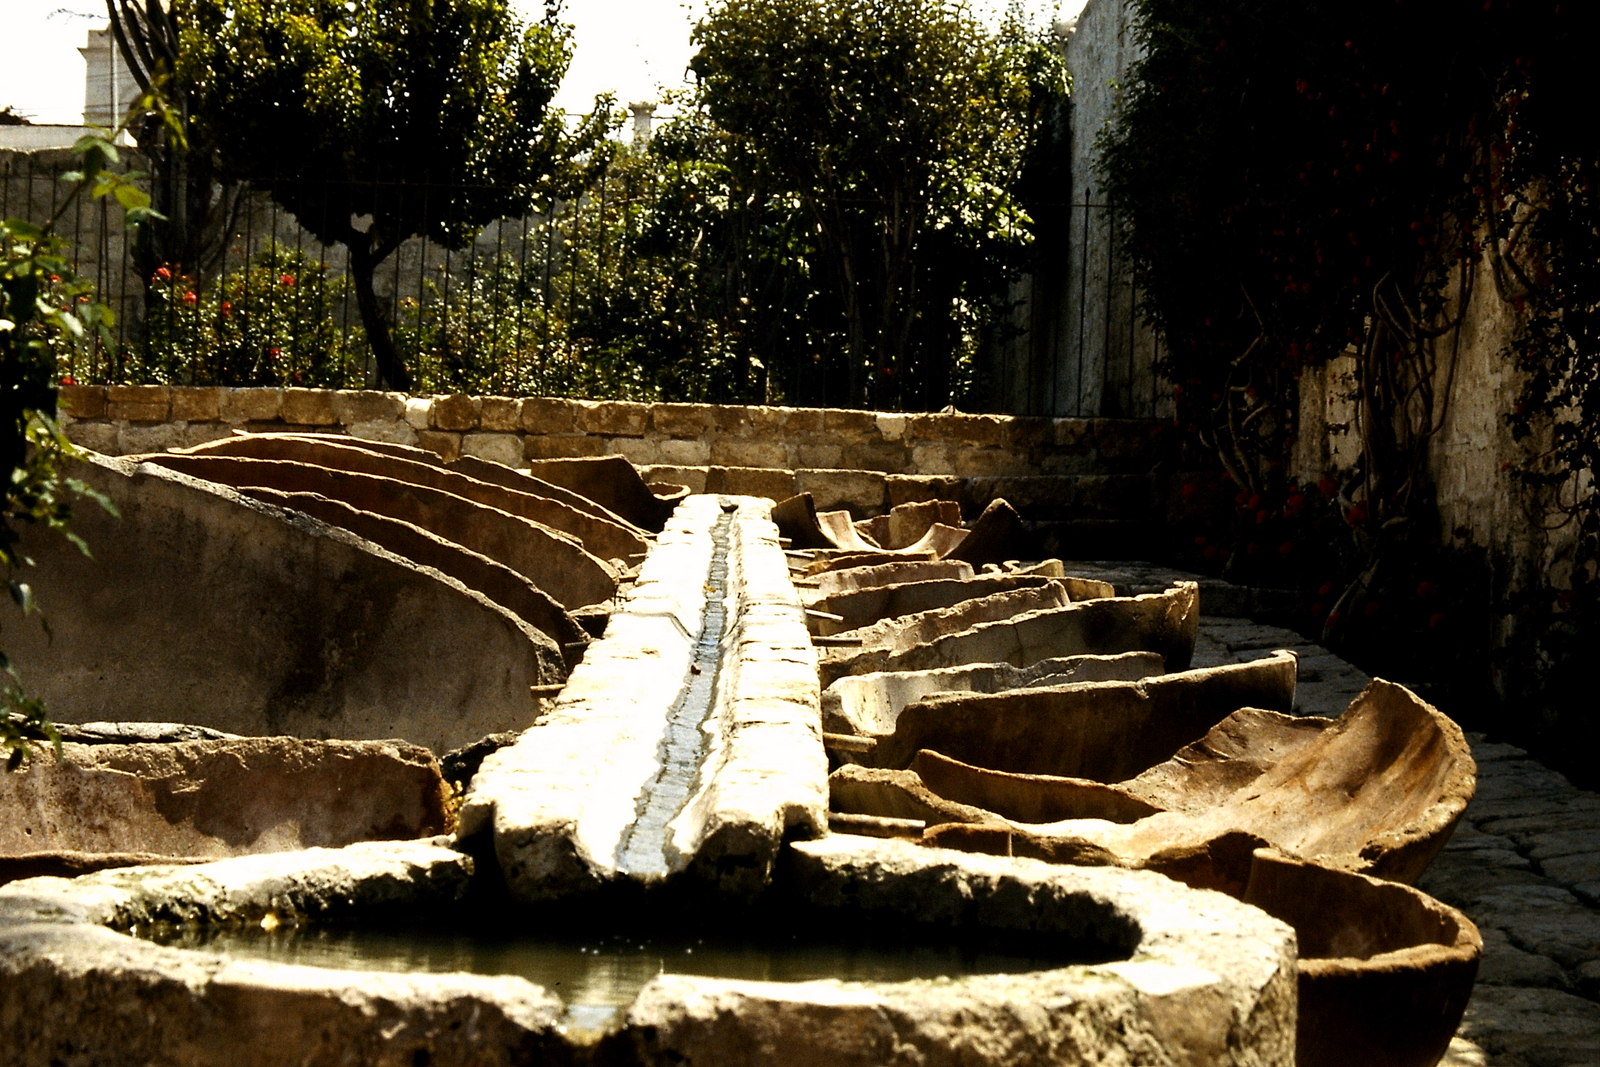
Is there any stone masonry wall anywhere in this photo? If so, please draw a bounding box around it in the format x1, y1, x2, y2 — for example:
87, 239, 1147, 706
58, 386, 1167, 526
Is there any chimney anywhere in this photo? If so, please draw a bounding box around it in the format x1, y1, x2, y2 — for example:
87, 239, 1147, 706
629, 102, 656, 147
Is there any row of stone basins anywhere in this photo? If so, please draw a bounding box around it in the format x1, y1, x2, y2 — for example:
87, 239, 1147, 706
1, 432, 1478, 1067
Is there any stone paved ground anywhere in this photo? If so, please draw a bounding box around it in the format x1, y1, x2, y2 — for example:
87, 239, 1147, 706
1057, 562, 1600, 1065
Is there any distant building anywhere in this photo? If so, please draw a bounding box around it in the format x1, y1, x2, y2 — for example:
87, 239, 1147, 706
80, 26, 141, 128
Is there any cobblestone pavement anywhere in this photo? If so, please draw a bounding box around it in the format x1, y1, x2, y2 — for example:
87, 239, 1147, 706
1055, 563, 1600, 1065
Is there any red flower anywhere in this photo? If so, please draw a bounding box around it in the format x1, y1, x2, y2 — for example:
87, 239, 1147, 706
182, 290, 198, 305
280, 274, 296, 287
152, 265, 172, 282
60, 374, 77, 386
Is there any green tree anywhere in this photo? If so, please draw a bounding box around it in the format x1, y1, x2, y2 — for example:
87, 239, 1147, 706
172, 0, 613, 389
689, 0, 1065, 409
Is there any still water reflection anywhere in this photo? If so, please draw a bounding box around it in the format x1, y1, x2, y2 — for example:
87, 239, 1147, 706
147, 917, 1095, 1030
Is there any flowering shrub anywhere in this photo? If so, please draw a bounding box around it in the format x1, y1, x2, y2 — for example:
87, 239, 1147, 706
130, 243, 365, 387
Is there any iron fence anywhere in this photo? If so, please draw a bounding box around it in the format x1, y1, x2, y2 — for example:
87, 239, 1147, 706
3, 147, 1166, 417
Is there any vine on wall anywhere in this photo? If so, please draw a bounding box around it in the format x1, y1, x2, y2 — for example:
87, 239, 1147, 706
1100, 0, 1595, 721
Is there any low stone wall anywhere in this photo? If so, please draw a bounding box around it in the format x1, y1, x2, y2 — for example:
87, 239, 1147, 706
59, 386, 1172, 546
60, 384, 1159, 476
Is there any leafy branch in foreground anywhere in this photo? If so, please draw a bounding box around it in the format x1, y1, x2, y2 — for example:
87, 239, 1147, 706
0, 103, 159, 767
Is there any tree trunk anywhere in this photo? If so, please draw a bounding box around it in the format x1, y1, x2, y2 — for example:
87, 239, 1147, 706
348, 238, 412, 391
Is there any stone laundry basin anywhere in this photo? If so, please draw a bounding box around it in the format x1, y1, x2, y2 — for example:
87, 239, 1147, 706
916, 679, 1476, 890
854, 649, 1299, 777
146, 452, 620, 612
1240, 849, 1481, 1067
819, 651, 1165, 737
0, 834, 1299, 1067
774, 494, 1025, 565
0, 737, 453, 885
162, 433, 651, 564
818, 579, 1200, 684
0, 453, 562, 752
809, 567, 1116, 636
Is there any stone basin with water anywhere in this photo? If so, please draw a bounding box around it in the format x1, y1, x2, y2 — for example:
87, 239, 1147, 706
0, 835, 1296, 1066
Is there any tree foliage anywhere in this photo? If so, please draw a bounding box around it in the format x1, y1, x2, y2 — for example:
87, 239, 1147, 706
172, 0, 613, 389
689, 0, 1066, 409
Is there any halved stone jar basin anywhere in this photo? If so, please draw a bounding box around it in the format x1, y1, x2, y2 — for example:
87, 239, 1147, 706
0, 736, 452, 885
0, 835, 1297, 1066
1240, 849, 1481, 1067
917, 678, 1475, 889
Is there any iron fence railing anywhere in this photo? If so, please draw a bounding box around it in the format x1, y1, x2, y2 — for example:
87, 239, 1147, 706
3, 147, 1166, 418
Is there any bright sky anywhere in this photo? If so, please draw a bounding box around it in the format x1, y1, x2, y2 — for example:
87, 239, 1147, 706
1, 0, 1086, 125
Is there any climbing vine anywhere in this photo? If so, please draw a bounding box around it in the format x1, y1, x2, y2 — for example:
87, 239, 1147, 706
1101, 0, 1596, 704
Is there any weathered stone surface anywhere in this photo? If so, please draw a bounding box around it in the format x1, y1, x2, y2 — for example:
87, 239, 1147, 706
614, 836, 1296, 1067
59, 383, 107, 420
825, 584, 1074, 663
1454, 985, 1600, 1067
818, 559, 975, 598
0, 738, 451, 871
465, 496, 827, 902
219, 387, 282, 423
651, 402, 714, 438
288, 435, 644, 533
171, 433, 649, 564
707, 465, 799, 501
524, 454, 679, 531
826, 580, 1201, 684
575, 398, 649, 436
169, 386, 225, 423
520, 395, 576, 434
331, 389, 406, 425
821, 651, 1165, 736
106, 383, 171, 422
479, 396, 522, 432
0, 842, 566, 1067
144, 452, 618, 611
898, 704, 1326, 828
709, 435, 790, 469
415, 428, 463, 461
243, 488, 588, 665
795, 468, 888, 513
0, 834, 1295, 1067
0, 454, 554, 752
117, 422, 187, 454
819, 572, 1107, 639
1238, 849, 1481, 1067
866, 650, 1299, 779
461, 431, 524, 468
278, 387, 338, 426
928, 679, 1475, 891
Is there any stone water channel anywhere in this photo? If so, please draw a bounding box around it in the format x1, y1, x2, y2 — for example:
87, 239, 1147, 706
0, 489, 1303, 1066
